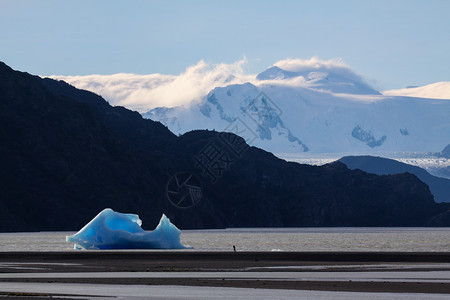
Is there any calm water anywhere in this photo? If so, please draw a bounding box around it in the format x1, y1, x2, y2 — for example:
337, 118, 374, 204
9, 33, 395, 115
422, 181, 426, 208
0, 228, 449, 252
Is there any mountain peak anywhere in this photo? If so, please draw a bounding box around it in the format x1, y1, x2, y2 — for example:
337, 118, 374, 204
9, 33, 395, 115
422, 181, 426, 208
256, 66, 299, 80
256, 65, 380, 95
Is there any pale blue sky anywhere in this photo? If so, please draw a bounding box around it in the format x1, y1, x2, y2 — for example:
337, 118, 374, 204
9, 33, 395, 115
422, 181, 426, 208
0, 0, 449, 90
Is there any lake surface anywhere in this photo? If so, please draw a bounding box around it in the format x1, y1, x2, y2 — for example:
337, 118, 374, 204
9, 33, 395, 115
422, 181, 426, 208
0, 228, 449, 252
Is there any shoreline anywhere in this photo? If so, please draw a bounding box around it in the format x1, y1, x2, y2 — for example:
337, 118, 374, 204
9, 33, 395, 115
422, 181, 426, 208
1, 251, 450, 297
2, 251, 450, 261
2, 251, 450, 273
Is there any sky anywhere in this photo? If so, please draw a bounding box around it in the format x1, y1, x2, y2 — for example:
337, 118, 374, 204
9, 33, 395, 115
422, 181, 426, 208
0, 0, 449, 90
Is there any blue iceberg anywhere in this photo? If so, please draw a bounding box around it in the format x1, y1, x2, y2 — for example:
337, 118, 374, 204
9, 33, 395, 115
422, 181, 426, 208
66, 208, 189, 250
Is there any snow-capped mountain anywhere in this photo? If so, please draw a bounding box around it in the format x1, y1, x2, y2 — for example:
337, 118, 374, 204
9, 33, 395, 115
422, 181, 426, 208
48, 58, 449, 155
256, 66, 380, 95
144, 66, 450, 154
383, 82, 450, 100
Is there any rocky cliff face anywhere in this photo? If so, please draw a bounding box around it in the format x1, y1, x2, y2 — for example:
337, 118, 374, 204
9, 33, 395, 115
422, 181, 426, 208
0, 62, 448, 231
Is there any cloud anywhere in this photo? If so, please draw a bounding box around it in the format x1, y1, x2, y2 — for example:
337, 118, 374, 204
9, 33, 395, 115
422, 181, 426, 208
273, 57, 349, 72
50, 59, 254, 112
49, 57, 375, 112
272, 57, 367, 86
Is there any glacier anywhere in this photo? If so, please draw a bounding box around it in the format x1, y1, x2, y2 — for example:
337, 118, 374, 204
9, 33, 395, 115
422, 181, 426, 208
66, 208, 189, 250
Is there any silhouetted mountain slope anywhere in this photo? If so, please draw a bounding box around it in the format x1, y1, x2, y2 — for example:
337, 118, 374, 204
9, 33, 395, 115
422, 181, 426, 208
339, 156, 450, 203
1, 61, 449, 231
0, 62, 183, 231
179, 131, 445, 227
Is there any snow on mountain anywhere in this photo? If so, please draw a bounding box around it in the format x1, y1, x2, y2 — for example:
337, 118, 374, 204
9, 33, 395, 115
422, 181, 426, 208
47, 57, 449, 155
144, 67, 450, 154
257, 64, 380, 95
383, 82, 450, 100
48, 57, 371, 112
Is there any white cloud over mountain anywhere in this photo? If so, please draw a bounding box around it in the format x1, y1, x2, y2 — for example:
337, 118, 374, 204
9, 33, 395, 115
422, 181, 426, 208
274, 57, 348, 72
48, 57, 373, 112
50, 59, 254, 112
49, 56, 449, 115
273, 57, 370, 87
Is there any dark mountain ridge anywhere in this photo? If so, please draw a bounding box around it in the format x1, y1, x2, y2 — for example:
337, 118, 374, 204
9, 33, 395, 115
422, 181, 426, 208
339, 156, 450, 203
1, 61, 448, 231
